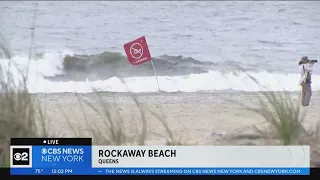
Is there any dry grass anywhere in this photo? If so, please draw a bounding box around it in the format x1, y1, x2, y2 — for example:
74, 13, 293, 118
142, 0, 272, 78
230, 75, 320, 167
0, 34, 48, 167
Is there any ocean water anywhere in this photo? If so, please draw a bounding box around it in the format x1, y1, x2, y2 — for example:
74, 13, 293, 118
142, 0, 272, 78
0, 1, 320, 93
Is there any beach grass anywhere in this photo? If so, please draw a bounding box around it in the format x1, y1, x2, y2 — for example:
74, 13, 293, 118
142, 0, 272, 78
233, 74, 320, 166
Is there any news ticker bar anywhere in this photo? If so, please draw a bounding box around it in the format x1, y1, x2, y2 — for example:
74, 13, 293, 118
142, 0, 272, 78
10, 168, 310, 175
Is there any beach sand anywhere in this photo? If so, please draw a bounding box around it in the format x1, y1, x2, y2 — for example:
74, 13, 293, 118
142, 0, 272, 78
35, 91, 320, 145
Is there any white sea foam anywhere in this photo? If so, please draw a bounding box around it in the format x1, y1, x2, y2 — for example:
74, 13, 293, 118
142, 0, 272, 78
1, 53, 319, 93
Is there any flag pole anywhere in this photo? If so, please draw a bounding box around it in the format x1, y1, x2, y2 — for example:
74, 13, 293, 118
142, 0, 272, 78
150, 59, 161, 92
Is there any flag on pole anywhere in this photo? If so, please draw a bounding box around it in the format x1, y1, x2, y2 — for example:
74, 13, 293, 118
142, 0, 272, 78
124, 36, 161, 91
123, 36, 151, 65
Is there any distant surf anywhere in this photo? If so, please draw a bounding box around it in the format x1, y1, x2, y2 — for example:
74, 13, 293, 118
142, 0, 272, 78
51, 51, 216, 81
0, 51, 319, 93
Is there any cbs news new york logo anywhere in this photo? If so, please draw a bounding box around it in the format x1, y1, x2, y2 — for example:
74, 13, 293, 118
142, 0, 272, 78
10, 146, 32, 168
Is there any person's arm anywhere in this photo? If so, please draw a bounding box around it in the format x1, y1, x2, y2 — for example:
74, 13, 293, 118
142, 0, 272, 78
304, 63, 313, 72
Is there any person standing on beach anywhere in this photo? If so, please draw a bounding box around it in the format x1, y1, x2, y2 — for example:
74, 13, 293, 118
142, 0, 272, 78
299, 56, 315, 106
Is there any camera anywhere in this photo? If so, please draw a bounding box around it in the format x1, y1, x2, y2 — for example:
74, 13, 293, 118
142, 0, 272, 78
310, 60, 318, 63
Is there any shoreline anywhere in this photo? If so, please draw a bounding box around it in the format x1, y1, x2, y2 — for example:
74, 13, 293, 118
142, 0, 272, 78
32, 90, 316, 96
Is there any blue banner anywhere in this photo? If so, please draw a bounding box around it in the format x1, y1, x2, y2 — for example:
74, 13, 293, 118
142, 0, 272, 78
10, 168, 310, 175
32, 146, 92, 168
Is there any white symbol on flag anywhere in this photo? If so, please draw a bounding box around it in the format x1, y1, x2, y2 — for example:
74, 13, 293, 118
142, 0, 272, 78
130, 43, 143, 59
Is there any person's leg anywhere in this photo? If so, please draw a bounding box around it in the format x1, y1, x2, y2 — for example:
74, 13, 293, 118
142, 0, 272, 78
301, 83, 306, 106
304, 83, 312, 106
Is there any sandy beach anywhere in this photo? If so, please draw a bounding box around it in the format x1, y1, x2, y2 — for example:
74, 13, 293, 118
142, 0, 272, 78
35, 91, 320, 145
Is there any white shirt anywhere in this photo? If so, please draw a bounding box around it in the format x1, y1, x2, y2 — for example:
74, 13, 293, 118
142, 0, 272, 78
299, 64, 313, 84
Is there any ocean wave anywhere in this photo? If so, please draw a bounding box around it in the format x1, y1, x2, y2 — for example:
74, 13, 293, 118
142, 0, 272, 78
1, 51, 319, 93
49, 51, 216, 81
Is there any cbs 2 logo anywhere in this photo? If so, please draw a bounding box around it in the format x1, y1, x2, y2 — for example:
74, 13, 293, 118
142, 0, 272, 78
14, 152, 29, 161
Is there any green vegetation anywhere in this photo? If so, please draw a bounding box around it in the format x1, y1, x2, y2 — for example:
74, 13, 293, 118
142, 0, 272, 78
231, 75, 320, 167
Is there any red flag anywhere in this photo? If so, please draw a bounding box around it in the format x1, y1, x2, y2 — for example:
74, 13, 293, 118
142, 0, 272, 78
124, 36, 152, 65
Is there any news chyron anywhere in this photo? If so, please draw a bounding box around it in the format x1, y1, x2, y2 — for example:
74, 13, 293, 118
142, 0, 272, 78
10, 138, 92, 175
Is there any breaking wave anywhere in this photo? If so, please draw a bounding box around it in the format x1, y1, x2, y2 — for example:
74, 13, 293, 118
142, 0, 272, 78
0, 50, 319, 93
52, 51, 216, 81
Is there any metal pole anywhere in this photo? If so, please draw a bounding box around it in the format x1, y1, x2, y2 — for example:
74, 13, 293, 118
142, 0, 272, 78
150, 59, 161, 92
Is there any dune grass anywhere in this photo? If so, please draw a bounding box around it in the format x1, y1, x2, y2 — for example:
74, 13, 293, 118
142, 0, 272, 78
253, 91, 320, 167
229, 74, 320, 166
